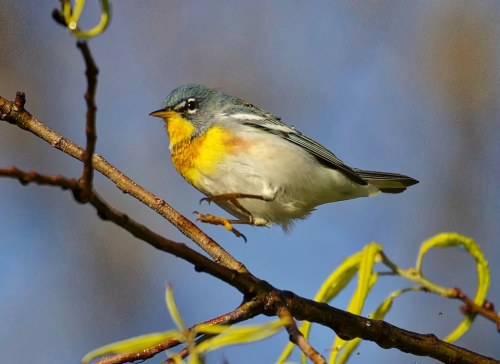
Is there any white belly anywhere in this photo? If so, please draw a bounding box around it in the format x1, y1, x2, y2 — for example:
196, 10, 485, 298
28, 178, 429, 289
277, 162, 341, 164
194, 127, 377, 230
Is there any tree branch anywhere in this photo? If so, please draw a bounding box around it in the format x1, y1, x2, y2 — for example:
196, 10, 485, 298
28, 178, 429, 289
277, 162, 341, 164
281, 292, 498, 364
96, 300, 261, 364
0, 97, 498, 363
0, 94, 245, 272
273, 292, 326, 364
454, 288, 500, 332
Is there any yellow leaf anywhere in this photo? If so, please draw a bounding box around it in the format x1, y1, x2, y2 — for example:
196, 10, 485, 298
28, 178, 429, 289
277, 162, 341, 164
166, 284, 187, 331
81, 331, 184, 364
329, 243, 381, 364
416, 233, 490, 342
194, 319, 290, 355
61, 0, 111, 39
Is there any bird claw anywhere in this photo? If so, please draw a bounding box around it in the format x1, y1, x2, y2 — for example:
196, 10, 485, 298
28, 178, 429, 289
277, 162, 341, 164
194, 211, 247, 242
199, 196, 212, 205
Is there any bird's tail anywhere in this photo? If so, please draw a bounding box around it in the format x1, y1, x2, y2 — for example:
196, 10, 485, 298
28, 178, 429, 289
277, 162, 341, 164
353, 168, 419, 194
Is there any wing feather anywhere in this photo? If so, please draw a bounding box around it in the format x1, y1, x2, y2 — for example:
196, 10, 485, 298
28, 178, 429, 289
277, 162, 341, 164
221, 105, 367, 185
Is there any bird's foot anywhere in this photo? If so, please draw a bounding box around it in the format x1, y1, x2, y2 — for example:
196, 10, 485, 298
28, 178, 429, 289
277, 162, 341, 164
194, 212, 248, 242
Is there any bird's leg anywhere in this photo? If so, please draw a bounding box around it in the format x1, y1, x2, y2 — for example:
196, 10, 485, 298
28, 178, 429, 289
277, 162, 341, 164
194, 212, 250, 242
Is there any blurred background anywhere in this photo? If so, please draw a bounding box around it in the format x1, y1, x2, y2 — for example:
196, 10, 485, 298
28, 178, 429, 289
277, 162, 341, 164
1, 1, 499, 363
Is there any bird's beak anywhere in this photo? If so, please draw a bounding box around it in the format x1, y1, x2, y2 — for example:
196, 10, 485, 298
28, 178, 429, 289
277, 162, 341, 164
149, 108, 170, 118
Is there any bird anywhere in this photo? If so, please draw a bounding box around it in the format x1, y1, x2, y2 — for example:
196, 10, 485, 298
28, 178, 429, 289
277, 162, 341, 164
149, 84, 418, 239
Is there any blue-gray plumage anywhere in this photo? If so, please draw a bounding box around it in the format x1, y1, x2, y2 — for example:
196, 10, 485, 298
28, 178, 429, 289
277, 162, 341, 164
150, 84, 418, 235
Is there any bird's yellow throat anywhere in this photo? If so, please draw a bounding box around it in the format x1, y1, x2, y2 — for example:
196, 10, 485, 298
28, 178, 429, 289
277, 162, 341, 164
164, 112, 244, 188
163, 111, 196, 149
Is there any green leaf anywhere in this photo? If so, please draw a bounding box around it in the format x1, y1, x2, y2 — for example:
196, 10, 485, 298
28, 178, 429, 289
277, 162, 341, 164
278, 247, 368, 363
329, 243, 381, 364
194, 318, 290, 355
81, 331, 185, 364
166, 283, 187, 331
61, 0, 111, 39
416, 233, 490, 342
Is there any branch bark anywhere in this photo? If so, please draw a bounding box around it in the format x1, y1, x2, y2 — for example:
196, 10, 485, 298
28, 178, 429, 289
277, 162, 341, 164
0, 94, 245, 272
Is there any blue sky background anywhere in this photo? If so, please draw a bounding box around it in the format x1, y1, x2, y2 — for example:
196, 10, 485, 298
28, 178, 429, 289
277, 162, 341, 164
1, 1, 499, 363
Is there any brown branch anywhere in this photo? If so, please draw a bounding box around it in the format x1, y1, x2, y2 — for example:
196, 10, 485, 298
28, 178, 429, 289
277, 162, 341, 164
273, 291, 326, 364
162, 334, 215, 364
0, 167, 77, 190
14, 91, 26, 109
453, 288, 500, 332
282, 292, 499, 364
96, 300, 262, 364
1, 92, 26, 124
1, 98, 499, 364
378, 251, 499, 330
87, 192, 251, 287
0, 165, 255, 293
0, 94, 245, 272
96, 283, 500, 364
76, 40, 99, 202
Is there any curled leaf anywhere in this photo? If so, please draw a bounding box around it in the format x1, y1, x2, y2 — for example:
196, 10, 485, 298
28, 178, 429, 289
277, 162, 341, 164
415, 233, 490, 342
61, 0, 111, 39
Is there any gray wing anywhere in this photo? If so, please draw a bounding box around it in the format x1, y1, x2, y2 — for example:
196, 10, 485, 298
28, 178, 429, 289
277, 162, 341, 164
222, 103, 367, 185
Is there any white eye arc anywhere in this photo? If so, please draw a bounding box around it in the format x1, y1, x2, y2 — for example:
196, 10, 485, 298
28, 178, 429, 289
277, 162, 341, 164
186, 98, 197, 114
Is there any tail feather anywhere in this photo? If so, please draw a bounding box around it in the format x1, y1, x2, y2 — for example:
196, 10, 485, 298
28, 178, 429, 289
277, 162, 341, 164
352, 168, 419, 194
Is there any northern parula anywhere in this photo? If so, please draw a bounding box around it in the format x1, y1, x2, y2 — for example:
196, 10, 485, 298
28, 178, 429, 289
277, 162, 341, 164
150, 84, 418, 238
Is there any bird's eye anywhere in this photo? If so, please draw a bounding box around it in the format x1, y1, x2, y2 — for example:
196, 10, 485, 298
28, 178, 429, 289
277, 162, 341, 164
186, 98, 197, 113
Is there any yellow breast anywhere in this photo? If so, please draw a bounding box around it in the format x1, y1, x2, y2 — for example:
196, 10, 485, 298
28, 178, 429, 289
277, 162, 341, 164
165, 112, 247, 188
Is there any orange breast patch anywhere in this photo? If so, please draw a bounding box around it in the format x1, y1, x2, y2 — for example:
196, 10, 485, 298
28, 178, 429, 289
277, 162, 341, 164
170, 125, 248, 188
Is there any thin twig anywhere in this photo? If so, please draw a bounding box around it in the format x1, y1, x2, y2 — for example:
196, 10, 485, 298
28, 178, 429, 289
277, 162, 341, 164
0, 167, 77, 189
96, 300, 262, 364
452, 288, 500, 332
0, 166, 254, 293
273, 291, 326, 364
378, 251, 500, 329
76, 41, 99, 202
162, 334, 215, 364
